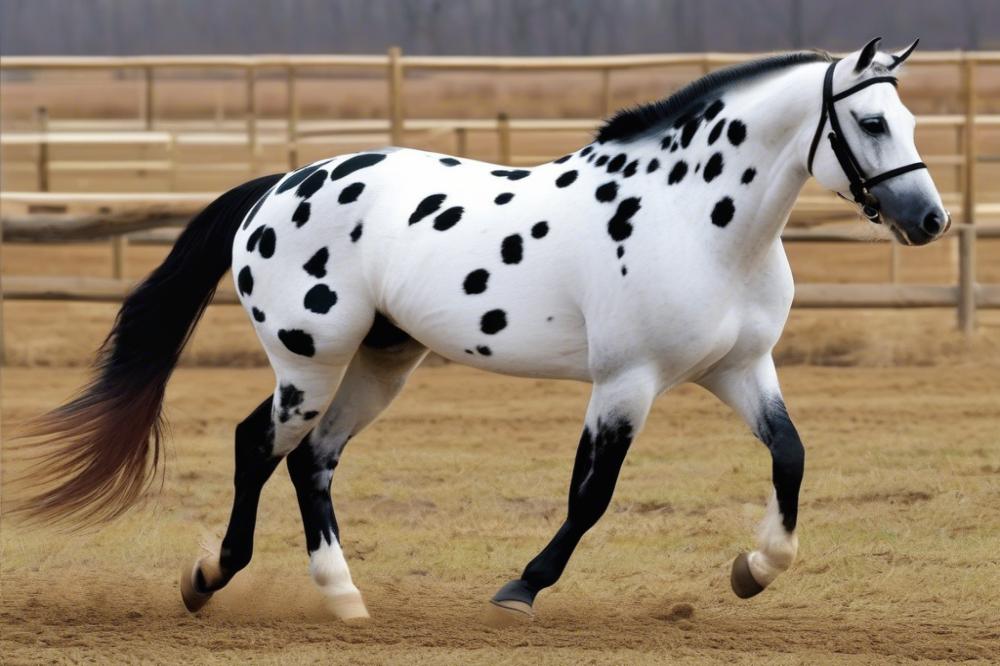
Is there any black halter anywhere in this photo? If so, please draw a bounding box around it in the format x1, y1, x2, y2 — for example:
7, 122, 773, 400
806, 61, 927, 223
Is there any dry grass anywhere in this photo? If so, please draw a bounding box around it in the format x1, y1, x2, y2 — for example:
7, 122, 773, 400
2, 363, 999, 664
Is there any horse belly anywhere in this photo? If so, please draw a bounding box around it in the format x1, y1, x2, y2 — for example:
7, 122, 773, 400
376, 243, 591, 381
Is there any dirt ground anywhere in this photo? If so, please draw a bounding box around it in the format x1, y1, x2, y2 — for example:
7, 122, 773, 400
2, 360, 999, 664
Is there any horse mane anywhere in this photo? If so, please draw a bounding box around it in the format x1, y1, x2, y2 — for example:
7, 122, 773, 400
597, 50, 833, 144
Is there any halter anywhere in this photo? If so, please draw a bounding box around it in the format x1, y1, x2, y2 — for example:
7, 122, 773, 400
806, 61, 927, 223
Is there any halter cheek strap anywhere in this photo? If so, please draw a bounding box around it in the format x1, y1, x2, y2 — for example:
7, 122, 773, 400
806, 61, 927, 223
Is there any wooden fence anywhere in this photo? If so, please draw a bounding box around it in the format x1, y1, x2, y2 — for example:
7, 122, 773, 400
1, 48, 999, 342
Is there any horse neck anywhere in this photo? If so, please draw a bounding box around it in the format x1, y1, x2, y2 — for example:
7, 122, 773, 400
654, 63, 825, 271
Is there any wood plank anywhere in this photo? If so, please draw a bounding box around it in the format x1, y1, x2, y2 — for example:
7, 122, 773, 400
1, 276, 240, 304
793, 284, 958, 308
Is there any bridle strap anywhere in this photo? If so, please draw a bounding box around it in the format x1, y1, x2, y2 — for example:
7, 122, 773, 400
864, 161, 928, 188
805, 61, 927, 222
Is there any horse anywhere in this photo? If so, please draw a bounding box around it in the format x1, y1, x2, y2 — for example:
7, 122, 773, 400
15, 38, 947, 624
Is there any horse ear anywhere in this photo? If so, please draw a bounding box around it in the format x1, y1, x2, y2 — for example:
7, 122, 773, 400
888, 38, 920, 70
854, 36, 882, 73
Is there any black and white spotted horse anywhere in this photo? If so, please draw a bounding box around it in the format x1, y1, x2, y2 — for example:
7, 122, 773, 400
19, 39, 947, 623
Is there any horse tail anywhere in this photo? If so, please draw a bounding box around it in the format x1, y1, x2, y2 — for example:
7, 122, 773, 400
11, 173, 282, 527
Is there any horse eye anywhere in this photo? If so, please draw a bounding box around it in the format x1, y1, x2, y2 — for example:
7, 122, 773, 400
860, 117, 887, 136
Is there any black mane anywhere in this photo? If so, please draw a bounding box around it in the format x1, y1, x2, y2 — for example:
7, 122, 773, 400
596, 51, 832, 144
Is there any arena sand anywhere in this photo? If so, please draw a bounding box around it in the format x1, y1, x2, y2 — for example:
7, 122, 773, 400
2, 360, 998, 664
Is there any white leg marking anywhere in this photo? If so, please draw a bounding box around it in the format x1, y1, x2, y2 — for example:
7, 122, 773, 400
310, 536, 369, 620
310, 537, 359, 596
747, 492, 798, 587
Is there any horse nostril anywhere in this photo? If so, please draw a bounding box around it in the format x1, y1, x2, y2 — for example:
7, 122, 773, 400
921, 211, 943, 235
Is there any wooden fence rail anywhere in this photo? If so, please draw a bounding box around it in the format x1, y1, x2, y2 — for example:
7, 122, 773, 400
2, 48, 998, 338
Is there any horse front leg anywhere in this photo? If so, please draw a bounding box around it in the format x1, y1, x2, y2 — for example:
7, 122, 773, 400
489, 368, 658, 623
701, 355, 805, 598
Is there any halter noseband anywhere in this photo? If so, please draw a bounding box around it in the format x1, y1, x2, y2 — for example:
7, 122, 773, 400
806, 61, 927, 223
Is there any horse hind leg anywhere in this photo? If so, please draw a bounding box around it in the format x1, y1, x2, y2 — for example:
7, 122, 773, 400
287, 334, 428, 621
180, 360, 350, 613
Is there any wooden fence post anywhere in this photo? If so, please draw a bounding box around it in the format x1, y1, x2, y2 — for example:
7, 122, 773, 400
958, 56, 977, 334
600, 68, 613, 116
388, 46, 405, 146
890, 242, 901, 283
36, 106, 49, 192
111, 236, 126, 279
497, 112, 511, 164
246, 65, 258, 175
144, 65, 155, 130
286, 65, 299, 170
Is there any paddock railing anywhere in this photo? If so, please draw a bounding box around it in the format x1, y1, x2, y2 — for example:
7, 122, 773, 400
1, 49, 998, 346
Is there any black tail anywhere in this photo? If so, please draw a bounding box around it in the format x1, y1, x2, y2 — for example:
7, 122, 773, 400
11, 174, 282, 526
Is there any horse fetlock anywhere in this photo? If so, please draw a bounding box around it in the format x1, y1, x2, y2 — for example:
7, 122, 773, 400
748, 533, 798, 587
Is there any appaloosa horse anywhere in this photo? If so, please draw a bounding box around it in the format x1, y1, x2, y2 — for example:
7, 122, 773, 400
19, 38, 946, 623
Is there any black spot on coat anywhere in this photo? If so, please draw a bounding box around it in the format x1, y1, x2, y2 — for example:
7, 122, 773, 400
703, 153, 724, 183
623, 160, 639, 178
440, 157, 461, 166
647, 158, 660, 173
433, 206, 464, 231
252, 307, 266, 322
708, 119, 725, 145
329, 153, 386, 181
278, 329, 316, 357
276, 160, 331, 194
728, 120, 747, 146
680, 117, 701, 147
237, 266, 254, 295
409, 194, 446, 225
258, 227, 276, 258
554, 154, 572, 164
501, 234, 523, 264
531, 221, 549, 239
595, 155, 609, 167
303, 247, 328, 277
668, 161, 688, 185
704, 99, 725, 120
278, 383, 305, 422
741, 168, 757, 184
711, 197, 735, 227
350, 222, 363, 242
580, 146, 593, 156
304, 284, 338, 314
296, 169, 328, 199
556, 170, 578, 187
292, 201, 311, 227
463, 269, 489, 294
608, 197, 641, 242
246, 225, 264, 252
607, 153, 627, 173
338, 182, 365, 204
480, 309, 508, 334
595, 181, 618, 202
495, 192, 514, 205
476, 345, 492, 356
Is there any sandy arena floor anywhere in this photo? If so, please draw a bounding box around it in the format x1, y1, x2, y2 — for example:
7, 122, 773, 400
2, 361, 998, 664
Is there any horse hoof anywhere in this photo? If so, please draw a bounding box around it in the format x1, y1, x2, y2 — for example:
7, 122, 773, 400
486, 579, 537, 627
485, 598, 535, 627
180, 559, 213, 613
325, 590, 370, 624
730, 552, 766, 599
